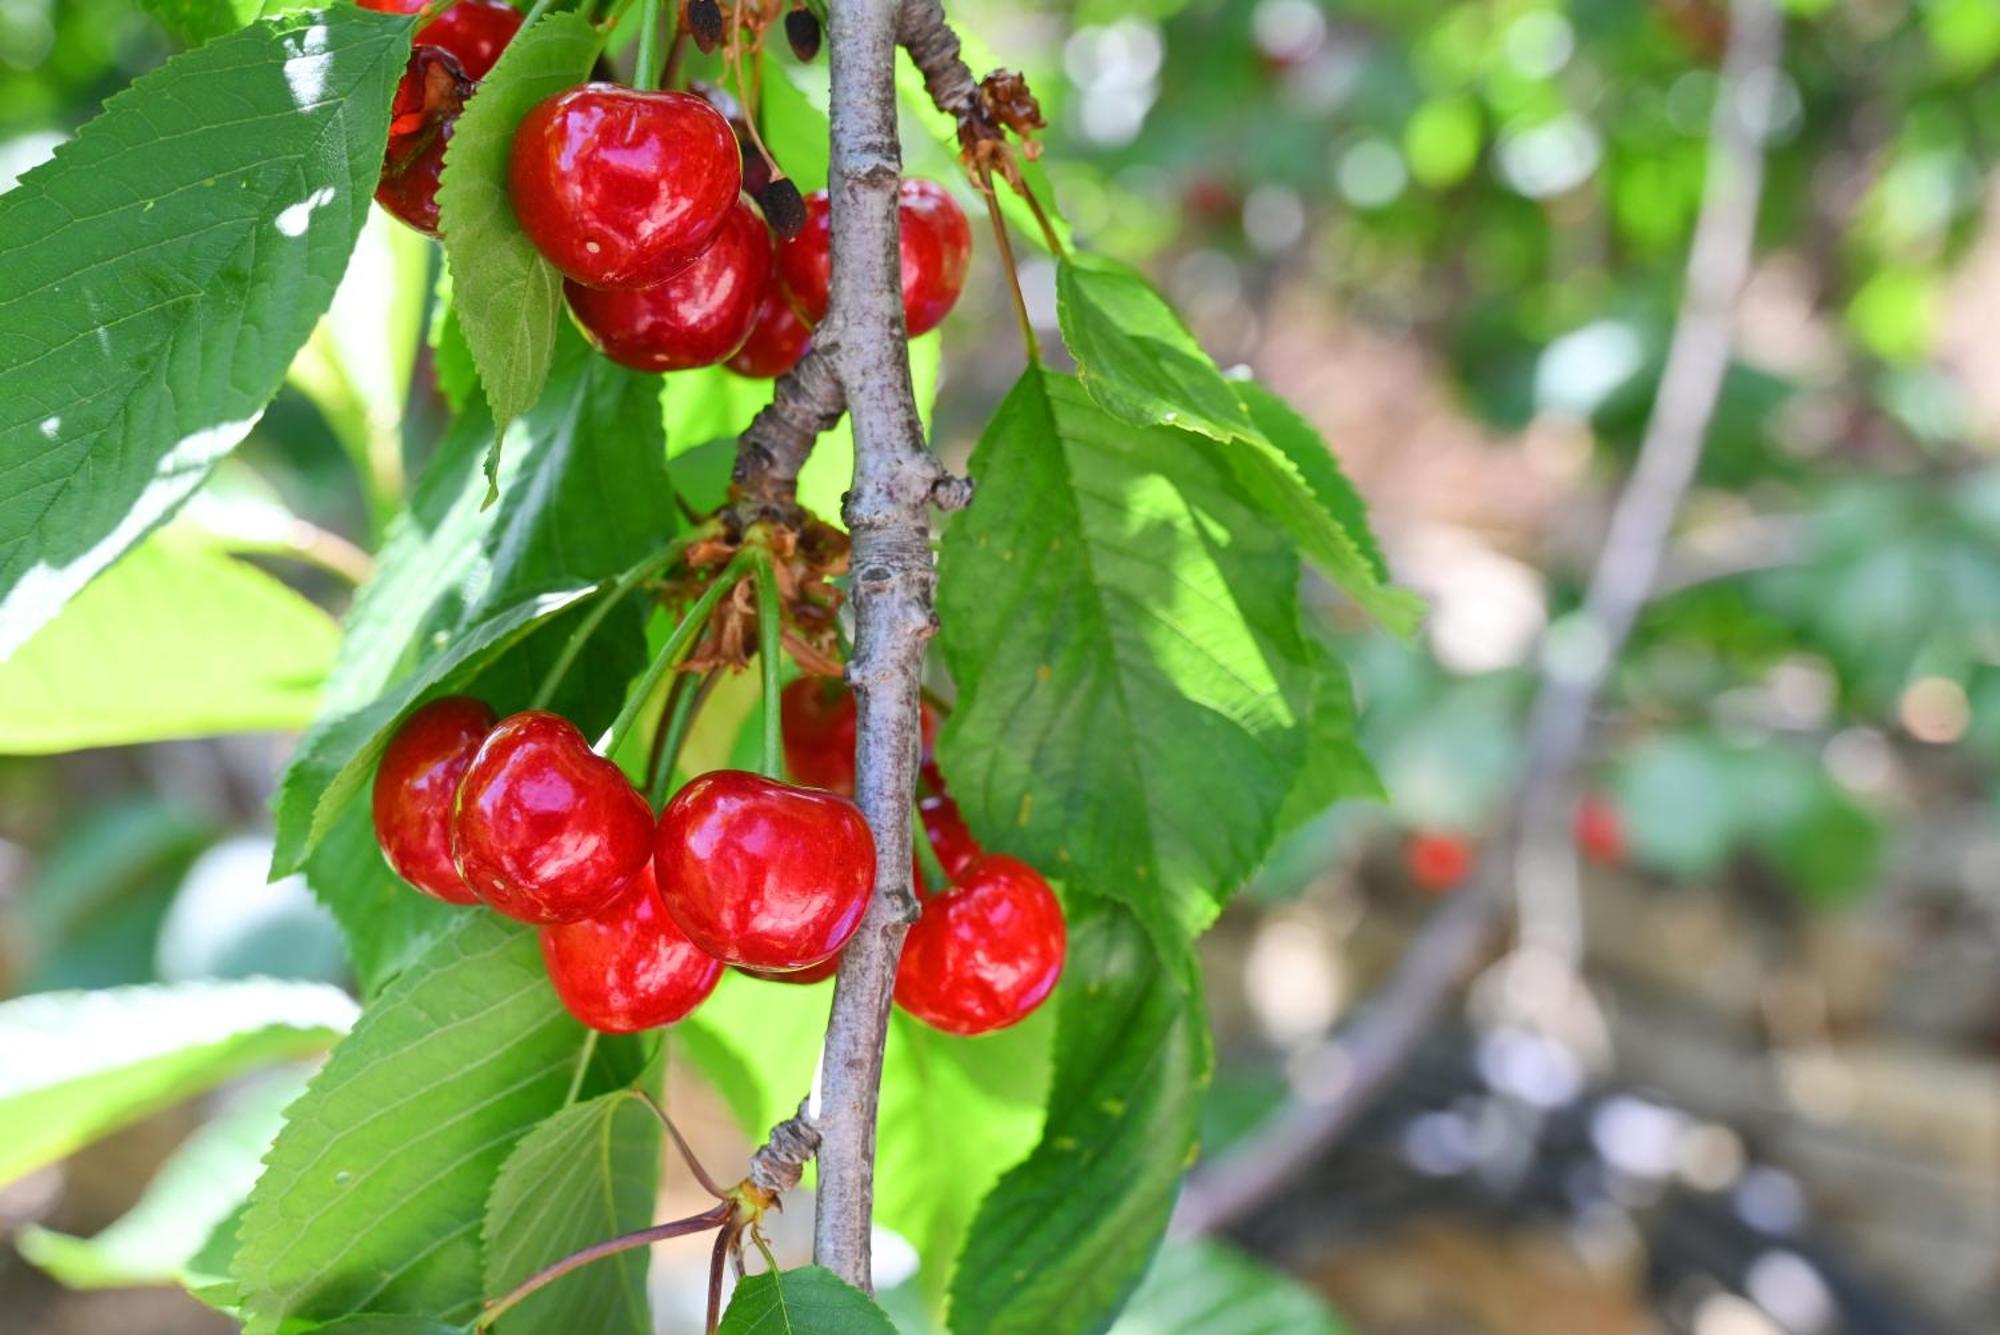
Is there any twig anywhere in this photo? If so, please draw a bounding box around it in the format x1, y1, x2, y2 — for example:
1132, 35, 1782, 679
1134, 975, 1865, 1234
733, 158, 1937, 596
730, 348, 846, 516
476, 1202, 732, 1329
1171, 0, 1785, 1237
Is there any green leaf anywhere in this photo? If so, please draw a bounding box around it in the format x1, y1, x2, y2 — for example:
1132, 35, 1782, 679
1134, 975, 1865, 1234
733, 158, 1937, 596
0, 6, 414, 656
759, 66, 830, 194
304, 796, 458, 1000
0, 529, 339, 753
1233, 381, 1389, 583
0, 980, 355, 1187
1277, 638, 1382, 832
438, 12, 607, 458
936, 368, 1317, 951
17, 1068, 308, 1289
482, 1090, 661, 1335
720, 1266, 897, 1334
140, 0, 293, 45
1055, 254, 1259, 446
951, 901, 1211, 1335
1113, 1241, 1352, 1335
232, 916, 597, 1332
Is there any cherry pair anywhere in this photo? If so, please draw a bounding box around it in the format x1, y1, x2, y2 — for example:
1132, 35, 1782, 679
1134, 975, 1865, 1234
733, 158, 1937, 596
365, 0, 523, 234
777, 677, 1066, 1036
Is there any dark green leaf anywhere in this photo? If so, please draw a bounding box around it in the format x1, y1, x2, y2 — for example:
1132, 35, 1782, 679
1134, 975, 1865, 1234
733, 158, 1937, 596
0, 6, 413, 655
720, 1266, 896, 1334
1113, 1241, 1352, 1334
483, 1090, 660, 1335
936, 368, 1318, 950
304, 798, 458, 1000
1055, 254, 1259, 446
16, 1068, 306, 1290
304, 1318, 469, 1335
951, 901, 1211, 1335
232, 916, 597, 1332
0, 980, 354, 1186
1277, 637, 1382, 832
1233, 381, 1389, 584
437, 12, 606, 454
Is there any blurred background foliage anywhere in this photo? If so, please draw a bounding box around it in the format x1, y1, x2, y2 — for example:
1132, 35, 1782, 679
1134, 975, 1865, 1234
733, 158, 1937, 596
1, 0, 1996, 1332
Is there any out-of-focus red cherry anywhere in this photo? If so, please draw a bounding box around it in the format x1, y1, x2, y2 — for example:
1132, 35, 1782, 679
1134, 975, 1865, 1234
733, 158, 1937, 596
540, 862, 723, 1032
374, 46, 473, 236
778, 677, 938, 796
1575, 795, 1627, 866
775, 178, 972, 336
895, 854, 1064, 1036
1405, 831, 1474, 893
655, 770, 875, 972
565, 197, 772, 371
726, 284, 813, 378
452, 710, 654, 925
509, 84, 740, 290
372, 695, 496, 904
361, 0, 524, 79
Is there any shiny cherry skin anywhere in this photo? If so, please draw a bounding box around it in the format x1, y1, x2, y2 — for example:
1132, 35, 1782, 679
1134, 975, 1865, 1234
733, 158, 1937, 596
360, 0, 523, 79
775, 179, 972, 336
1405, 831, 1474, 893
540, 862, 723, 1032
1575, 796, 1626, 866
375, 46, 473, 235
566, 198, 772, 371
726, 284, 812, 378
895, 854, 1065, 1036
510, 84, 740, 290
452, 710, 655, 925
779, 677, 938, 796
371, 695, 496, 904
917, 791, 981, 883
655, 770, 875, 972
737, 953, 842, 986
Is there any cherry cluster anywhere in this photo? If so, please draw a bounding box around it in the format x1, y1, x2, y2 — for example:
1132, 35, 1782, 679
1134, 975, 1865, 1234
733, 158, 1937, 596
372, 681, 1062, 1038
365, 0, 973, 378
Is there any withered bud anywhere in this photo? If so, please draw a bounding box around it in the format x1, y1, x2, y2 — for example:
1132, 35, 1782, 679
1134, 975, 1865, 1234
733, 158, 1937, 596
688, 0, 724, 54
756, 177, 807, 240
784, 8, 821, 61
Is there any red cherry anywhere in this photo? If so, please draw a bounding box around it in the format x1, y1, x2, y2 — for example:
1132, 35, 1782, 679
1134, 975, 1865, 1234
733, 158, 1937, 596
1575, 796, 1627, 866
918, 791, 980, 882
775, 178, 972, 336
778, 677, 939, 797
655, 770, 875, 972
371, 695, 496, 904
894, 854, 1065, 1036
726, 284, 812, 378
737, 953, 842, 986
565, 198, 772, 371
452, 710, 655, 925
358, 0, 522, 79
375, 46, 473, 236
540, 861, 722, 1032
509, 84, 741, 290
1405, 831, 1474, 893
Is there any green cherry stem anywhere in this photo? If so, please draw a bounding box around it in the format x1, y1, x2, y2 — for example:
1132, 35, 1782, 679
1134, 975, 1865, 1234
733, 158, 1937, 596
648, 669, 717, 808
562, 1030, 599, 1107
531, 526, 711, 712
753, 550, 784, 781
597, 548, 758, 760
633, 0, 664, 91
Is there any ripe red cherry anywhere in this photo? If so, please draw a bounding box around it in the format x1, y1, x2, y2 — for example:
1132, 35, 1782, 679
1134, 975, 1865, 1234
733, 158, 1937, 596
737, 953, 842, 986
726, 285, 812, 378
918, 792, 980, 883
360, 0, 523, 78
375, 46, 473, 236
1575, 796, 1627, 866
779, 677, 938, 796
510, 84, 740, 290
655, 770, 875, 972
775, 178, 972, 336
1405, 831, 1474, 893
894, 854, 1065, 1036
540, 862, 722, 1032
453, 710, 655, 925
565, 198, 772, 371
371, 695, 496, 904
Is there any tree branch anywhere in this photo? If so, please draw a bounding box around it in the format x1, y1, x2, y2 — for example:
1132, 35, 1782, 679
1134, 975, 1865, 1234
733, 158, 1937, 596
896, 0, 980, 122
1172, 0, 1785, 1238
732, 347, 846, 516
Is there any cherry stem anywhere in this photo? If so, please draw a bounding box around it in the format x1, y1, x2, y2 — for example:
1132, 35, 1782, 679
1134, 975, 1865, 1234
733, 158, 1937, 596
649, 669, 718, 807
634, 0, 664, 91
562, 1030, 599, 1106
476, 1202, 733, 1330
910, 805, 949, 894
753, 551, 784, 781
705, 1216, 742, 1335
1018, 178, 1067, 259
978, 168, 1038, 365
532, 528, 707, 712
598, 547, 759, 760
632, 1088, 731, 1198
